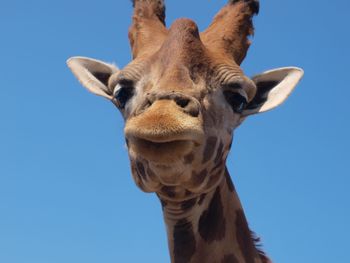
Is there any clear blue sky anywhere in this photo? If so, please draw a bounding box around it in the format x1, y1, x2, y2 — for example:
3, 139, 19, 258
1, 0, 349, 262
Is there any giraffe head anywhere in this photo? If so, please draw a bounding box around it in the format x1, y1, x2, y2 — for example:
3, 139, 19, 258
67, 0, 303, 201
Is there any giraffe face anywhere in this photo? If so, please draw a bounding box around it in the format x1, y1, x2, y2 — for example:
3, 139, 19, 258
108, 19, 257, 196
67, 3, 303, 200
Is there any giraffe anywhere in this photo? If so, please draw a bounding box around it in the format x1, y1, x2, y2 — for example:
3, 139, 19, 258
67, 0, 303, 262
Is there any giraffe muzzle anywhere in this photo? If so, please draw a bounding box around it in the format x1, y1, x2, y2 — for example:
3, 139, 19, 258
124, 99, 204, 163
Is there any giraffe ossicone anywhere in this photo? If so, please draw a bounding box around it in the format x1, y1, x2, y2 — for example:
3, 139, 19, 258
67, 1, 303, 262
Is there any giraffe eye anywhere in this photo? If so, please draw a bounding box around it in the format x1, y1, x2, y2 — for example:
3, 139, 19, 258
113, 81, 134, 109
223, 91, 247, 114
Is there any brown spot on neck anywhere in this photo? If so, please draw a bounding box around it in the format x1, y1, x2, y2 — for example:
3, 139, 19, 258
181, 198, 197, 212
198, 187, 226, 243
173, 219, 196, 263
221, 253, 239, 263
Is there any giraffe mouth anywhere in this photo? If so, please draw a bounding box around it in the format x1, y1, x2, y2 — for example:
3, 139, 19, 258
124, 117, 205, 162
127, 136, 199, 163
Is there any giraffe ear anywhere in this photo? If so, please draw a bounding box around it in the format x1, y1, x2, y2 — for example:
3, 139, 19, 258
67, 56, 119, 100
242, 67, 304, 116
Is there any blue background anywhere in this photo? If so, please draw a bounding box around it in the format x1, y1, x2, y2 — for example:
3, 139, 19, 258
1, 0, 349, 262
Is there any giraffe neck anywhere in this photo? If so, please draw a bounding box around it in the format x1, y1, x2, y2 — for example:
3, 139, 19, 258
158, 167, 269, 263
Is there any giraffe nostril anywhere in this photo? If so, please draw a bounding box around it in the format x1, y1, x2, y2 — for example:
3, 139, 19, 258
175, 98, 190, 108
